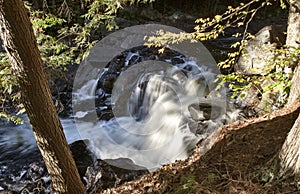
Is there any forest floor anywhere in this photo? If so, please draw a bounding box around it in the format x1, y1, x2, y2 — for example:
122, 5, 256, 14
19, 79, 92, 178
99, 101, 300, 194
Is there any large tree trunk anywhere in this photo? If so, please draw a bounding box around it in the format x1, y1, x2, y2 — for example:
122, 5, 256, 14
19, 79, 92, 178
286, 0, 300, 106
285, 0, 300, 49
0, 0, 86, 193
279, 114, 300, 174
280, 0, 300, 175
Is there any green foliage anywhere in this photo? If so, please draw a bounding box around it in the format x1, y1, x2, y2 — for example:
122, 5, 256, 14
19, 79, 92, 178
0, 112, 24, 124
0, 0, 292, 122
0, 53, 24, 123
263, 47, 299, 94
279, 0, 287, 9
0, 53, 16, 94
217, 47, 299, 102
216, 73, 258, 99
32, 11, 66, 30
32, 12, 72, 69
145, 0, 271, 47
146, 0, 293, 109
0, 0, 155, 123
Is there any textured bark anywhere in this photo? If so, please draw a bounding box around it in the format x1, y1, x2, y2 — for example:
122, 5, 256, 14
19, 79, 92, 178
280, 0, 300, 175
279, 114, 300, 174
287, 63, 300, 106
0, 0, 86, 193
287, 0, 300, 106
286, 0, 300, 48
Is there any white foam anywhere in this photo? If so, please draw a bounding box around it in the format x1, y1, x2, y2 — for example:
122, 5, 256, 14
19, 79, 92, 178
74, 59, 239, 171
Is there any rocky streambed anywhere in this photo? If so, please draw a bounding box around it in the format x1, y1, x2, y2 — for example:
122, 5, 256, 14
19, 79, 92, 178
0, 4, 289, 193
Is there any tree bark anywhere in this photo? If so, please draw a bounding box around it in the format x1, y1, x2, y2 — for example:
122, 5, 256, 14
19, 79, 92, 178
0, 0, 86, 193
279, 114, 300, 174
280, 0, 300, 175
286, 0, 300, 49
287, 0, 300, 106
287, 63, 300, 106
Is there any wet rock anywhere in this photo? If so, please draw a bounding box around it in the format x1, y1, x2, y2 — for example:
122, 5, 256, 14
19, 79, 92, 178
0, 140, 149, 193
70, 140, 149, 193
188, 103, 224, 121
0, 159, 50, 194
94, 46, 190, 121
96, 108, 114, 121
85, 158, 149, 193
188, 104, 208, 121
106, 61, 123, 74
70, 140, 94, 179
99, 73, 118, 93
73, 24, 218, 123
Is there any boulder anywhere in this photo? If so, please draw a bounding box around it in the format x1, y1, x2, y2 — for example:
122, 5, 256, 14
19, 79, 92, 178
70, 140, 149, 192
70, 140, 94, 179
85, 158, 149, 193
235, 25, 285, 75
235, 25, 289, 114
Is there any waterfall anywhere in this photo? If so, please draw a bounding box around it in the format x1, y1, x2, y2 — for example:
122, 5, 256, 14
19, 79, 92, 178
74, 59, 240, 171
129, 73, 181, 121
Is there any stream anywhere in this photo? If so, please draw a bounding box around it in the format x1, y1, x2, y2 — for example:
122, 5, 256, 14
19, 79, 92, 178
0, 24, 241, 192
0, 117, 81, 192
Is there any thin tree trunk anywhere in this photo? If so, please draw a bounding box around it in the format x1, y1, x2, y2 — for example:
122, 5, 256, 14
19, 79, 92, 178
0, 0, 86, 193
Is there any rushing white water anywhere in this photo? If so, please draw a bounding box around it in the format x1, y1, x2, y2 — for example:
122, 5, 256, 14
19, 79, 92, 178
73, 59, 240, 171
0, 117, 81, 157
0, 62, 239, 173
0, 117, 82, 192
0, 59, 239, 173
